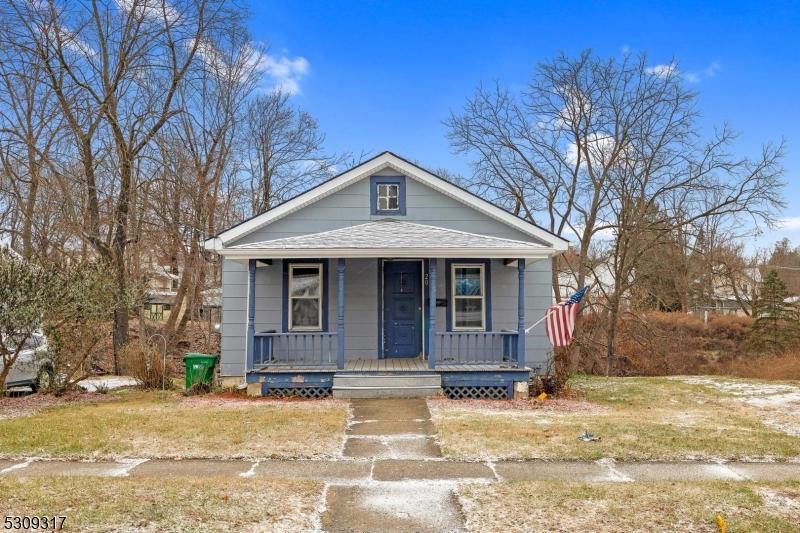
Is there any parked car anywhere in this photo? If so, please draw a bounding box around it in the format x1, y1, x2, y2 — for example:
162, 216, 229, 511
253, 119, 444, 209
1, 332, 53, 391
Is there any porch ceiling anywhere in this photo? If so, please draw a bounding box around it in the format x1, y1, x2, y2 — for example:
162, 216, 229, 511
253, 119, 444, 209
218, 219, 557, 259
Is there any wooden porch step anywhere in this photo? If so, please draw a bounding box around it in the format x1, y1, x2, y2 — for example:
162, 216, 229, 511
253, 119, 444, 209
332, 373, 442, 398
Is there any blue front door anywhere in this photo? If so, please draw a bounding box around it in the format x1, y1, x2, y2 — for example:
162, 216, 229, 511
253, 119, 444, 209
383, 261, 422, 358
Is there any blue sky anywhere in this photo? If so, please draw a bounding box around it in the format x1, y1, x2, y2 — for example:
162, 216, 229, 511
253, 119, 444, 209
248, 0, 799, 252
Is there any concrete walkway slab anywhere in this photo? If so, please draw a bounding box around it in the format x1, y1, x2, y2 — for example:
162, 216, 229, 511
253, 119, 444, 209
728, 462, 800, 481
3, 460, 125, 477
348, 419, 434, 436
615, 462, 748, 482
130, 459, 249, 477
252, 459, 372, 480
350, 398, 432, 421
372, 459, 494, 481
344, 436, 442, 459
496, 461, 608, 482
322, 482, 464, 533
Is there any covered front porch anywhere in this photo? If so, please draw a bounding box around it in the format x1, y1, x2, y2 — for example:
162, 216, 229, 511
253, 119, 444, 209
220, 220, 553, 398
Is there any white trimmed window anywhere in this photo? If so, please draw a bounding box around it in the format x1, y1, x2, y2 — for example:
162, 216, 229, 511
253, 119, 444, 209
452, 263, 486, 330
288, 264, 323, 330
376, 183, 399, 211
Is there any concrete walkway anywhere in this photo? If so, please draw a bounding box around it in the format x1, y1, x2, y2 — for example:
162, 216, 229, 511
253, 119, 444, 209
2, 457, 799, 483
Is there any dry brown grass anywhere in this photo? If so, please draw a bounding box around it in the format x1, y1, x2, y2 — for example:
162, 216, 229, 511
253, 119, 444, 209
0, 475, 323, 532
430, 376, 800, 461
0, 390, 348, 460
719, 352, 800, 380
577, 311, 800, 379
458, 480, 800, 532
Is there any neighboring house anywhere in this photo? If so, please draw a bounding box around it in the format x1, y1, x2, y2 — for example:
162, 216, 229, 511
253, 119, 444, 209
204, 152, 568, 399
144, 265, 180, 320
691, 266, 761, 316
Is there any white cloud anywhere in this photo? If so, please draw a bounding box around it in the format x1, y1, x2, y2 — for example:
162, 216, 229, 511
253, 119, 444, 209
649, 60, 720, 84
684, 72, 700, 83
566, 132, 616, 168
704, 60, 721, 78
646, 63, 677, 77
258, 53, 310, 95
779, 217, 800, 230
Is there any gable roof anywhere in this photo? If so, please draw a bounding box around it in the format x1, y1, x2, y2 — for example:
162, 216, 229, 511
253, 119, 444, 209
205, 151, 569, 252
219, 219, 553, 259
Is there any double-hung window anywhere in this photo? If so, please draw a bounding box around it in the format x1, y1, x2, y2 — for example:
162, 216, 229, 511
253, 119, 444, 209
452, 263, 486, 330
288, 264, 323, 330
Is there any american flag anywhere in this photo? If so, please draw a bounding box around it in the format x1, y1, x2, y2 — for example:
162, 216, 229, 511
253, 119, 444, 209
545, 287, 588, 347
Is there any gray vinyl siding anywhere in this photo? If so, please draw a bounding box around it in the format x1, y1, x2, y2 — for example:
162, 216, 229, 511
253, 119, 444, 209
219, 170, 554, 377
231, 173, 546, 245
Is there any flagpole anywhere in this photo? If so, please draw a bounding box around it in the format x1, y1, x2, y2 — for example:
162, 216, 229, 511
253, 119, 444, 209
524, 309, 553, 334
524, 284, 592, 335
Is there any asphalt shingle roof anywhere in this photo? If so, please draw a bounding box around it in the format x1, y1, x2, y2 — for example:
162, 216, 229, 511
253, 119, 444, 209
229, 219, 547, 251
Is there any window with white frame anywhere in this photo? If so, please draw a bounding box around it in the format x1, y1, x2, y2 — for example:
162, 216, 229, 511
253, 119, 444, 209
288, 264, 323, 330
452, 264, 485, 330
376, 183, 399, 211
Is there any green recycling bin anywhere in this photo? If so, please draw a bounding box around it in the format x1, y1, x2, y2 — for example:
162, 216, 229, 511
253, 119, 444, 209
183, 353, 218, 390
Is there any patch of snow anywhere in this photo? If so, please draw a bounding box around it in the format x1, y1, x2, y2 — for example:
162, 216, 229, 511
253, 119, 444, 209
240, 461, 259, 478
78, 376, 139, 392
702, 463, 748, 481
594, 458, 633, 482
0, 458, 33, 474
676, 376, 800, 437
104, 458, 148, 477
758, 487, 800, 512
358, 480, 464, 531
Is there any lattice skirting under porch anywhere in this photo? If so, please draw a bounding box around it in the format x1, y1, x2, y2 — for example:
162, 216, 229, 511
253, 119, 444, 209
265, 387, 332, 399
443, 385, 508, 400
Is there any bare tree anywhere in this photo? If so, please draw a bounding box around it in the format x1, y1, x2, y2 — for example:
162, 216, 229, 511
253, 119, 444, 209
1, 0, 237, 371
145, 14, 261, 345
447, 51, 785, 372
243, 91, 342, 212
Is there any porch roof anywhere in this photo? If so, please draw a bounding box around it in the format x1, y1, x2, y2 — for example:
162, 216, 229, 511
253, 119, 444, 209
219, 219, 555, 259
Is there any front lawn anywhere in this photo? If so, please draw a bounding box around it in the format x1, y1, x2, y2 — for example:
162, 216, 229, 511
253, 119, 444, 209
429, 376, 800, 461
458, 480, 800, 532
0, 476, 323, 532
0, 391, 348, 460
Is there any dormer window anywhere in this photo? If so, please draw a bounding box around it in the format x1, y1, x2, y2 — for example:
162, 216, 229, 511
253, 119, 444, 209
377, 184, 399, 211
370, 175, 406, 215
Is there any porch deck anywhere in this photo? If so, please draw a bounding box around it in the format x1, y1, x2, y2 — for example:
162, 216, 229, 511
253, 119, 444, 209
253, 357, 525, 373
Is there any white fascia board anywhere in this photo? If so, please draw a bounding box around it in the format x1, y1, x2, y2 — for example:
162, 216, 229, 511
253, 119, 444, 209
206, 152, 569, 251
218, 247, 557, 260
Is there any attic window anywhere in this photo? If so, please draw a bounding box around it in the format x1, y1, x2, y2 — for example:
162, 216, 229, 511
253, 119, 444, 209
377, 184, 399, 211
370, 175, 406, 215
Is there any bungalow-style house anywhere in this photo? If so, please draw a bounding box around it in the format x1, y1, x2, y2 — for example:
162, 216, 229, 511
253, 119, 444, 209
204, 152, 568, 398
